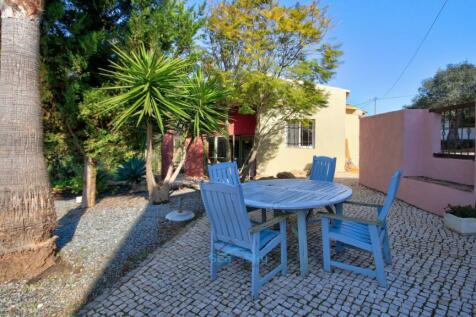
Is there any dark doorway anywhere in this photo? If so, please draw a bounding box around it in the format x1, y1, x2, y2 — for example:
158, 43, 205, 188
208, 136, 229, 163
208, 135, 254, 169
232, 135, 253, 168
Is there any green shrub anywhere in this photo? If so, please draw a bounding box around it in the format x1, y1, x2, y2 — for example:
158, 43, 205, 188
97, 169, 111, 194
446, 204, 476, 218
52, 174, 82, 195
116, 158, 146, 186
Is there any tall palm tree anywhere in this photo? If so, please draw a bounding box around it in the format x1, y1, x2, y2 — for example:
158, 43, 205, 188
0, 0, 57, 281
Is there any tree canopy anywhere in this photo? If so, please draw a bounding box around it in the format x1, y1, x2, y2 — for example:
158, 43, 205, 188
408, 62, 476, 109
127, 0, 205, 56
40, 0, 204, 198
204, 0, 342, 173
206, 0, 341, 80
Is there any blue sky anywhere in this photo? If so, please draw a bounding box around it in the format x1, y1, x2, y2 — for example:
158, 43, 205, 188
191, 1, 476, 114
318, 0, 476, 114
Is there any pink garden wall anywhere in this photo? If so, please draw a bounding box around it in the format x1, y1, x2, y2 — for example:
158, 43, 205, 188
360, 109, 475, 215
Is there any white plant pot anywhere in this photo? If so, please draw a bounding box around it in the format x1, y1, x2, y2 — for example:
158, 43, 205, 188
444, 213, 476, 235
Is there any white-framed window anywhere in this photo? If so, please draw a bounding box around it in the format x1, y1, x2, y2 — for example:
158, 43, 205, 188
286, 119, 315, 148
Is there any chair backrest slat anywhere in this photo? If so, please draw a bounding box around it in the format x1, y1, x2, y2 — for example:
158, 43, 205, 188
200, 182, 252, 249
378, 170, 402, 222
208, 161, 241, 185
309, 156, 337, 182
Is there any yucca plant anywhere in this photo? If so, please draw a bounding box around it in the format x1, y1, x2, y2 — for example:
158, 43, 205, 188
161, 69, 229, 207
101, 45, 191, 203
183, 69, 228, 138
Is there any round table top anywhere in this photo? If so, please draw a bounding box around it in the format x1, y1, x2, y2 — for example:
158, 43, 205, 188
241, 179, 352, 210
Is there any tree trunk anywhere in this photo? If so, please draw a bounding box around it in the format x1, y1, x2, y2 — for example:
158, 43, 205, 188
0, 8, 57, 281
146, 121, 162, 204
201, 136, 210, 175
158, 137, 193, 204
240, 112, 260, 179
155, 182, 171, 203
245, 148, 258, 179
81, 156, 97, 208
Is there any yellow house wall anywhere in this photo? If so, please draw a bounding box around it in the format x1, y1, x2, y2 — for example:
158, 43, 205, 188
345, 110, 362, 168
256, 85, 349, 177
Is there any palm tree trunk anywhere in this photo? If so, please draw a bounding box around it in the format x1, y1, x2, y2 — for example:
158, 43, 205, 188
0, 5, 57, 281
146, 121, 162, 204
81, 156, 97, 208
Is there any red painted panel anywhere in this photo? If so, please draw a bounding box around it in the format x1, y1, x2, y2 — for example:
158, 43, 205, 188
229, 112, 256, 135
185, 138, 204, 178
161, 134, 204, 178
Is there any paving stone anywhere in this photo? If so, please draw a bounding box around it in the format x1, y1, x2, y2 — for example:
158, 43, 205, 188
76, 179, 476, 316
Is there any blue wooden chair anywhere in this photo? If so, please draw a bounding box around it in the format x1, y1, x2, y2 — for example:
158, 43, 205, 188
309, 156, 337, 215
208, 161, 266, 221
208, 161, 241, 185
309, 156, 337, 182
200, 182, 288, 298
319, 170, 402, 287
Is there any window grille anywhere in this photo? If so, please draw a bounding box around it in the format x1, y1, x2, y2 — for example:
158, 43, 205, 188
286, 119, 315, 148
430, 102, 475, 159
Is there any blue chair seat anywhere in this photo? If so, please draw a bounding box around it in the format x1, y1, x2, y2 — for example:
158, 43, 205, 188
331, 222, 370, 242
214, 229, 280, 261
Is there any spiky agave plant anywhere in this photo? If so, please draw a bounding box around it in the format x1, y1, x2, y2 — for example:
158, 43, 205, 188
117, 158, 146, 186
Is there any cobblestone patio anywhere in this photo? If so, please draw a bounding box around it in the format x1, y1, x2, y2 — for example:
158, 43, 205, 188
79, 179, 476, 317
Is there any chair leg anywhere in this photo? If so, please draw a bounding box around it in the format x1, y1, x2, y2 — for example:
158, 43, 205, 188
334, 203, 345, 253
382, 228, 392, 265
210, 247, 218, 280
321, 218, 331, 272
280, 220, 288, 275
251, 257, 260, 299
369, 225, 387, 287
261, 209, 267, 223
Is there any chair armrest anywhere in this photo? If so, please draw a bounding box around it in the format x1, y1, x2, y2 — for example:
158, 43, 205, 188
318, 212, 383, 226
250, 215, 287, 233
344, 201, 383, 209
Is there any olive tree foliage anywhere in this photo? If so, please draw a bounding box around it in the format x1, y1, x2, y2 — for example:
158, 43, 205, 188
204, 0, 342, 175
408, 62, 476, 109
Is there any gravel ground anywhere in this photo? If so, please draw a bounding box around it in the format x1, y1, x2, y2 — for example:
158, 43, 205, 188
0, 188, 203, 317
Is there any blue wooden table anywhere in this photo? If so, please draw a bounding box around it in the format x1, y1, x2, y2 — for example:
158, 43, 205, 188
242, 179, 352, 276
